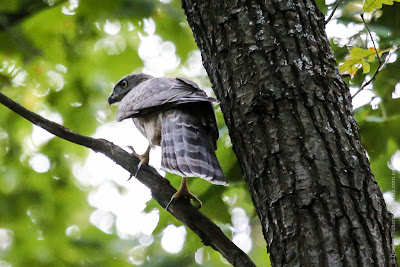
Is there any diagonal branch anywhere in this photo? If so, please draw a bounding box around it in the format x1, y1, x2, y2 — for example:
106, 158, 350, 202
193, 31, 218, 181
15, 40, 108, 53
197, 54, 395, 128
0, 92, 256, 267
352, 14, 396, 99
325, 0, 341, 25
351, 50, 393, 98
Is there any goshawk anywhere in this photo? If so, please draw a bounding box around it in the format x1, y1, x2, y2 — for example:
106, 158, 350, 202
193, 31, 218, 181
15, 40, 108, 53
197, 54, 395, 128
108, 73, 228, 209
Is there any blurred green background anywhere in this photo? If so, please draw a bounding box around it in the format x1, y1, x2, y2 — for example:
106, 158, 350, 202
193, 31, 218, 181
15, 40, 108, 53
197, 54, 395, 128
0, 0, 399, 266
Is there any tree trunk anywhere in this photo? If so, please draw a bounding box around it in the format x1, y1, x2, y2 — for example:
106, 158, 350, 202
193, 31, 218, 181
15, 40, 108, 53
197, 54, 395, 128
182, 0, 397, 266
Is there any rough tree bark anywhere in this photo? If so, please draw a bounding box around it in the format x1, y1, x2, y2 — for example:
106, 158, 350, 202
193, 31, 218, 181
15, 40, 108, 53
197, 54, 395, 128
182, 0, 397, 266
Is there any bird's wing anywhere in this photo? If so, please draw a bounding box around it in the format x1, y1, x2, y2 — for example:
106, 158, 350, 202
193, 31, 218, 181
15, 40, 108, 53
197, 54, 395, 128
160, 108, 228, 185
116, 77, 217, 121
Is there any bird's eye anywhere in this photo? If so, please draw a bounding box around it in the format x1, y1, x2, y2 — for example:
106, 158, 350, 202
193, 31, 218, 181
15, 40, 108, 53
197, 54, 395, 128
121, 80, 128, 88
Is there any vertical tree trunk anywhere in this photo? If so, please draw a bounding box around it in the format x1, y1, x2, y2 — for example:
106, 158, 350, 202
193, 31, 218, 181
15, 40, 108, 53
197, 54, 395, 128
182, 0, 397, 266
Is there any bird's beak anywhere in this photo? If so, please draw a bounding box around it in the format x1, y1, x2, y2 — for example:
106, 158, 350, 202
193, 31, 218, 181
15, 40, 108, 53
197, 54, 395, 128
108, 94, 117, 105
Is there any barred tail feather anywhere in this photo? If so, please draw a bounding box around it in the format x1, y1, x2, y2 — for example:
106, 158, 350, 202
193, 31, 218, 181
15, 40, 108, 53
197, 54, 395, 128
161, 109, 228, 186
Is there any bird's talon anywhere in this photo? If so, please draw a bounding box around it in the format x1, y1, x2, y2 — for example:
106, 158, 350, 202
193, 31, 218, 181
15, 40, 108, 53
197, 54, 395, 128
127, 145, 140, 158
127, 146, 150, 177
165, 186, 202, 210
134, 161, 143, 177
127, 174, 133, 181
165, 197, 174, 210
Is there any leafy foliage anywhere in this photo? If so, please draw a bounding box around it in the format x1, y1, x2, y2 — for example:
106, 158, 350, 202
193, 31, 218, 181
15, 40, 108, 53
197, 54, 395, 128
364, 0, 400, 12
338, 47, 393, 77
0, 0, 262, 266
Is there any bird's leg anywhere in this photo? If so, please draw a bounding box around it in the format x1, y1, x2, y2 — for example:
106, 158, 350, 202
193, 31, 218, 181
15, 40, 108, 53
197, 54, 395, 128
127, 145, 151, 180
136, 145, 151, 172
166, 177, 202, 210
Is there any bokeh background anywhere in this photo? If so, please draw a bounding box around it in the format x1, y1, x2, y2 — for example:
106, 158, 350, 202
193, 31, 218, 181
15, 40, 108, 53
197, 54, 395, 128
0, 0, 399, 266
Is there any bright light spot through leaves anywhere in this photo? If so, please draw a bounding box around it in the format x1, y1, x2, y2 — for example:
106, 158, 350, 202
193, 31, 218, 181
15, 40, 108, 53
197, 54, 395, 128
29, 154, 50, 173
161, 225, 186, 254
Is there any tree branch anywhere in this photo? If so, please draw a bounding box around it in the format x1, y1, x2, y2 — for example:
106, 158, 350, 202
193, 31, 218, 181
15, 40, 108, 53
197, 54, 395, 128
360, 14, 381, 65
351, 52, 392, 98
0, 92, 256, 267
324, 0, 341, 25
352, 14, 395, 99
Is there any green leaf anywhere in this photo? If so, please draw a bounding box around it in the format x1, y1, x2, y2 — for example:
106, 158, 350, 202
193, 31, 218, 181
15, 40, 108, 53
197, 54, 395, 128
338, 47, 392, 78
314, 0, 328, 14
363, 0, 400, 12
361, 59, 371, 73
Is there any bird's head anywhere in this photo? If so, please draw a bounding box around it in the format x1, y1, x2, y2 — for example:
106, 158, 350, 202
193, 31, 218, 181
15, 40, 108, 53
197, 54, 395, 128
108, 73, 154, 105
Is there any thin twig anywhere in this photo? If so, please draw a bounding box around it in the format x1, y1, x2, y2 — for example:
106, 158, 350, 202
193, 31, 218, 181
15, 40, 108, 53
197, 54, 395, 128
352, 14, 383, 99
352, 48, 395, 98
325, 0, 341, 25
0, 92, 256, 267
360, 14, 381, 65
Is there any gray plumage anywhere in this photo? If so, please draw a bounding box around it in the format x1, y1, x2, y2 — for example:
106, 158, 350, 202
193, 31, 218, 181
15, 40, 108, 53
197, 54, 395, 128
108, 73, 228, 186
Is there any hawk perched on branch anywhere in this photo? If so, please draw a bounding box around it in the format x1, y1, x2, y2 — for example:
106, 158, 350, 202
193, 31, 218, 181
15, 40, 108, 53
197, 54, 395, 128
108, 73, 228, 209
